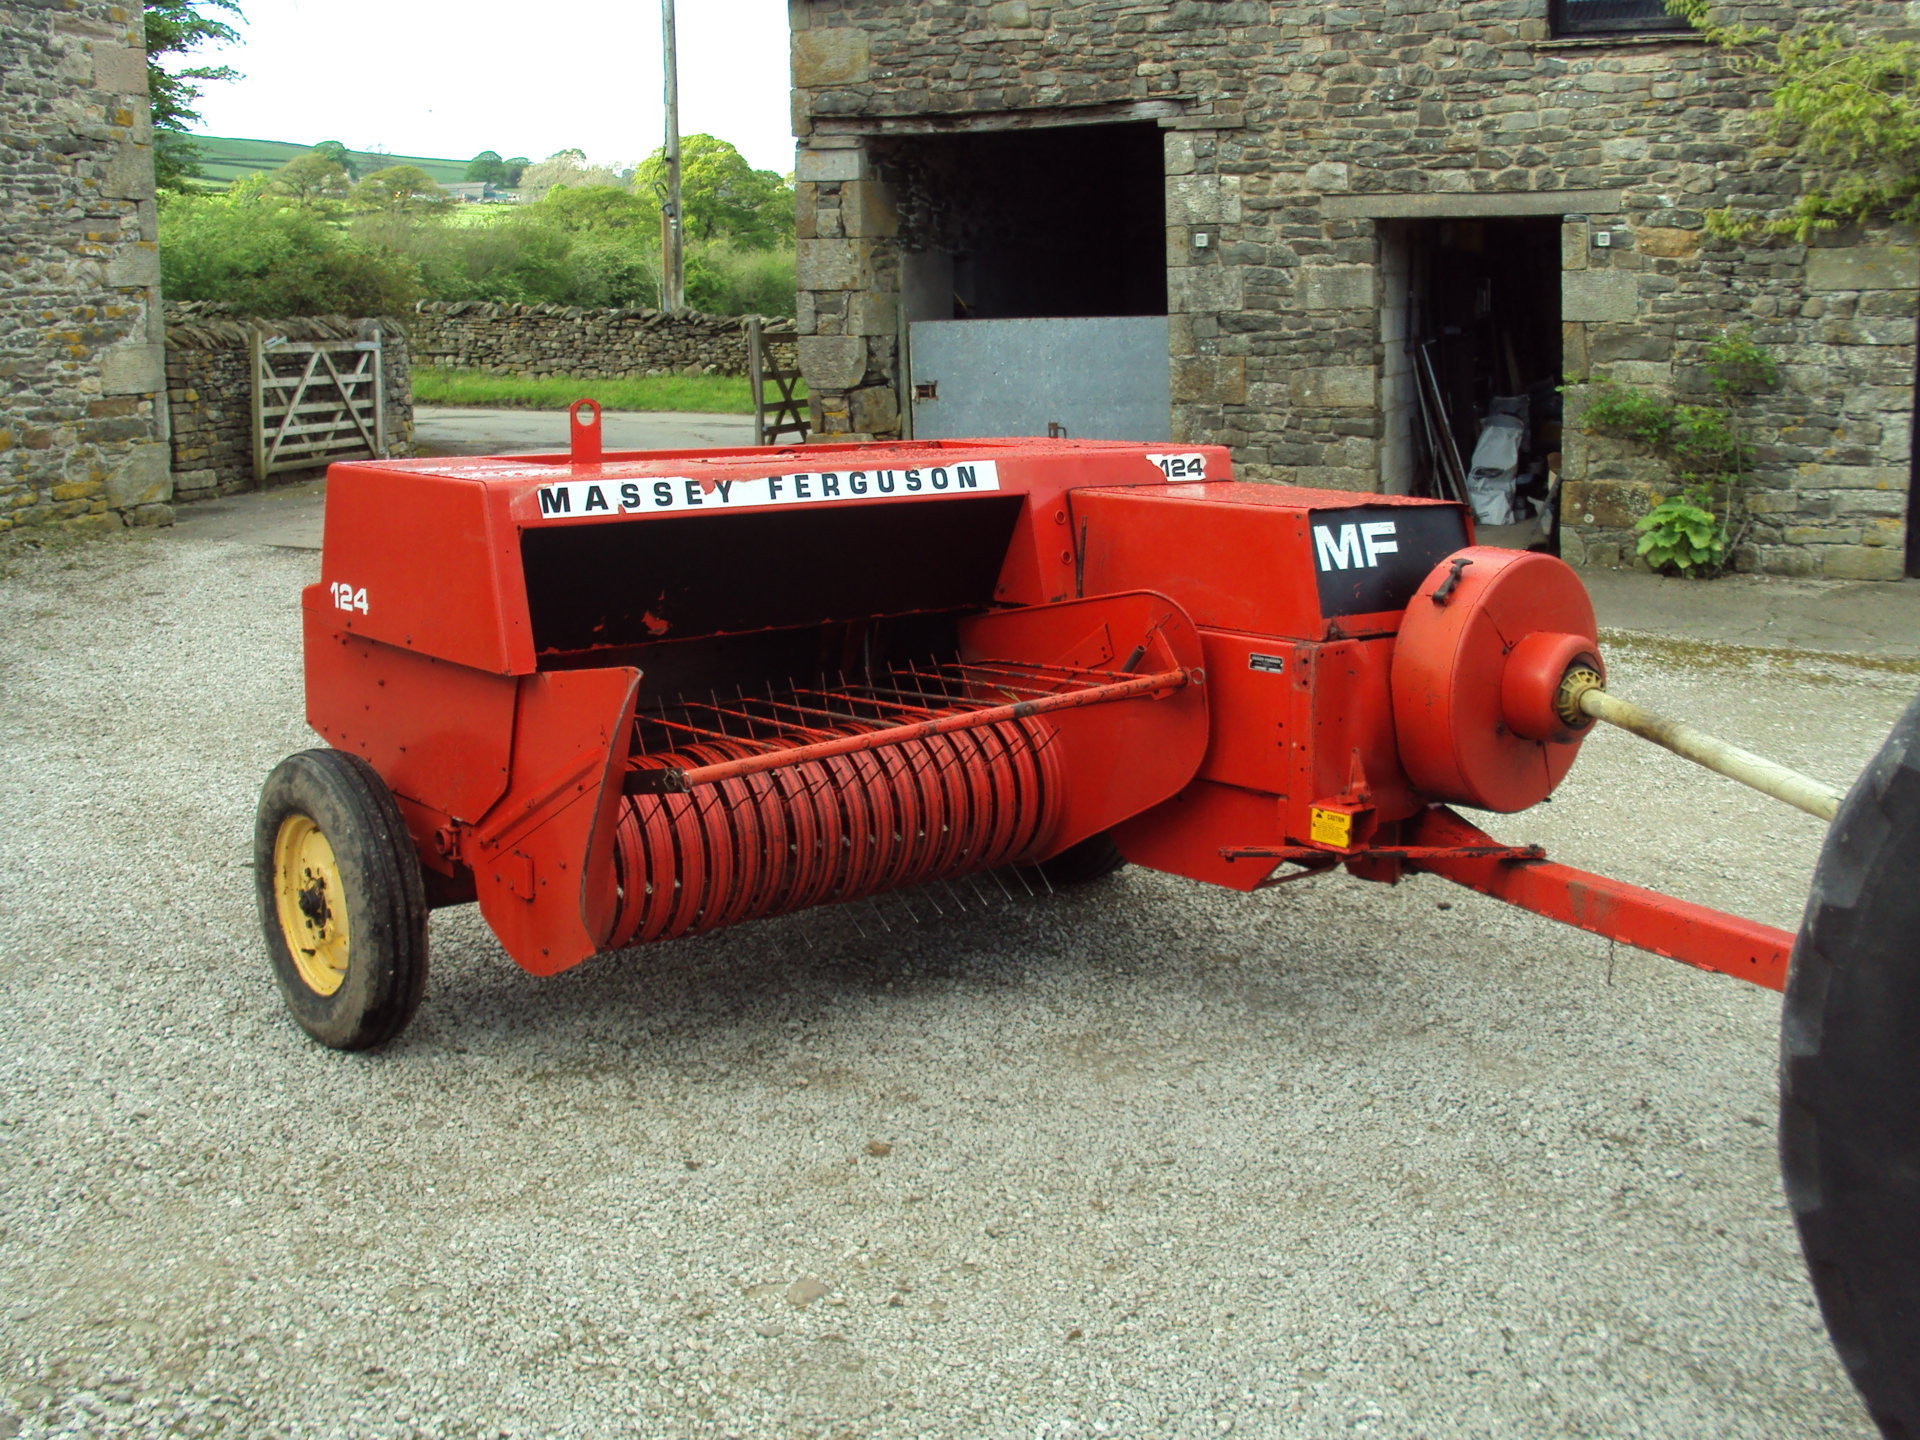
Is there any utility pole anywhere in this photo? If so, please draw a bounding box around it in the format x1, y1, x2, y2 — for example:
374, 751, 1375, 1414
660, 0, 685, 311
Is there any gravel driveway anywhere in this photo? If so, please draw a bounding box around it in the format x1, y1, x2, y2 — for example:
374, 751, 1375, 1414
1, 525, 1907, 1439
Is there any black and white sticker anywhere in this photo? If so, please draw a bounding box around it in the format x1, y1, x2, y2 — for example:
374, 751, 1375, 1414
1248, 652, 1287, 675
533, 460, 1001, 519
1147, 452, 1208, 481
1309, 504, 1470, 617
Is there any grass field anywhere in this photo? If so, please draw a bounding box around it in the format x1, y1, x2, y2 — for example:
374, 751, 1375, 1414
412, 368, 770, 414
184, 135, 471, 189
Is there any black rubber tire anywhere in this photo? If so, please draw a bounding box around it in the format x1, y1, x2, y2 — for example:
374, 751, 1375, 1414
255, 749, 429, 1051
1016, 831, 1127, 890
1781, 689, 1920, 1438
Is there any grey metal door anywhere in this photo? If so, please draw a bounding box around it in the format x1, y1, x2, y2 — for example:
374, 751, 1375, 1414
908, 316, 1170, 441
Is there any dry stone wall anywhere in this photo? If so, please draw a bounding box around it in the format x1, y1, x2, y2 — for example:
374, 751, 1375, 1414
164, 306, 414, 502
0, 1, 170, 534
408, 303, 793, 378
789, 0, 1918, 579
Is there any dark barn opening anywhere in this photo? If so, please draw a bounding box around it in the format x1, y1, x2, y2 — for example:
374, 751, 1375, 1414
1382, 217, 1565, 549
879, 120, 1173, 442
876, 121, 1167, 323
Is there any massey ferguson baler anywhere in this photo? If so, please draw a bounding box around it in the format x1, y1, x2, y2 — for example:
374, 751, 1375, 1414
257, 407, 1920, 1434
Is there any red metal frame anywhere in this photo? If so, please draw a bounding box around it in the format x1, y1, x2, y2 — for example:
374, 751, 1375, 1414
301, 432, 1798, 995
1403, 807, 1793, 990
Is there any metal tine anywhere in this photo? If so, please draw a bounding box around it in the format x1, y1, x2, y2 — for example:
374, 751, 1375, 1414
862, 895, 894, 933
981, 860, 1019, 903
935, 875, 972, 914
1004, 856, 1038, 897
964, 873, 1005, 914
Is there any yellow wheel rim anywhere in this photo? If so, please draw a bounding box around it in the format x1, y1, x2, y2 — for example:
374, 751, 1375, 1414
273, 815, 350, 997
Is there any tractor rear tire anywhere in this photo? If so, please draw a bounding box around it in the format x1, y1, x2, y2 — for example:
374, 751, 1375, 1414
1781, 689, 1920, 1437
1017, 832, 1127, 890
255, 749, 429, 1051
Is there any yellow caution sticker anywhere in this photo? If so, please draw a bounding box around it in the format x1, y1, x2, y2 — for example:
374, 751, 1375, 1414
1310, 806, 1354, 849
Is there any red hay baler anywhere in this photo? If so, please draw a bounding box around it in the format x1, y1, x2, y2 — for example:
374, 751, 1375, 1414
256, 409, 1920, 1432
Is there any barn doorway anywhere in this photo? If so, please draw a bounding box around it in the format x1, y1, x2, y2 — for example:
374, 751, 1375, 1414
876, 121, 1170, 441
1380, 217, 1564, 549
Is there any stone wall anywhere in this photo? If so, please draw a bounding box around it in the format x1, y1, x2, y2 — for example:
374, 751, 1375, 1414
788, 0, 1918, 579
0, 2, 170, 534
408, 302, 795, 378
164, 306, 414, 502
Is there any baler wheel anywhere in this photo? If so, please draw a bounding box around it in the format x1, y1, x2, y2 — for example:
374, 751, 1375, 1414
255, 749, 428, 1051
1017, 832, 1127, 890
1781, 689, 1920, 1436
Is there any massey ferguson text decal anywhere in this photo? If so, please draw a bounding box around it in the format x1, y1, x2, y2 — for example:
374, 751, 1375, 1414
534, 461, 1001, 519
1309, 504, 1469, 619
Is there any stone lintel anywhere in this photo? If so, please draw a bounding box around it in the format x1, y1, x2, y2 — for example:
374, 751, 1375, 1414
811, 98, 1188, 139
1322, 189, 1624, 221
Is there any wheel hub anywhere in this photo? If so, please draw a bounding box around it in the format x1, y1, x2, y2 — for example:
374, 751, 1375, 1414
272, 815, 350, 997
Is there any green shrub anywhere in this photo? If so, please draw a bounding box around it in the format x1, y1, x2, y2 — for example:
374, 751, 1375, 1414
159, 192, 422, 315
684, 243, 797, 318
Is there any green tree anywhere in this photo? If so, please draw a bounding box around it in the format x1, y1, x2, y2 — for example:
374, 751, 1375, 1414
349, 164, 447, 214
503, 156, 531, 186
311, 140, 358, 181
534, 184, 654, 232
634, 134, 793, 248
465, 150, 509, 185
271, 150, 350, 209
1670, 0, 1920, 240
144, 0, 244, 190
519, 149, 624, 197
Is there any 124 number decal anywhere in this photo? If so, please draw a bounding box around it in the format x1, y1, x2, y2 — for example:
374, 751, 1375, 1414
329, 582, 369, 615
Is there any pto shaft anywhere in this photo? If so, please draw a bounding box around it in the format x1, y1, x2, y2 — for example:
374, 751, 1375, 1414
1569, 682, 1843, 823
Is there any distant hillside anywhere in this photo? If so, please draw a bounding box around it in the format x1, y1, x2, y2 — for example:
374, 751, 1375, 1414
183, 135, 473, 188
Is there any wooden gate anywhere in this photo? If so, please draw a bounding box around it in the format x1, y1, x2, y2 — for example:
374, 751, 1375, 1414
747, 317, 809, 446
250, 329, 387, 484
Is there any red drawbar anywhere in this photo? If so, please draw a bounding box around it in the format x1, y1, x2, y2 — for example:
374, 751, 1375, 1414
1406, 806, 1792, 991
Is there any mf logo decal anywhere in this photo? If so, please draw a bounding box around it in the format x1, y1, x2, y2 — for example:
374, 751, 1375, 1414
1312, 520, 1400, 571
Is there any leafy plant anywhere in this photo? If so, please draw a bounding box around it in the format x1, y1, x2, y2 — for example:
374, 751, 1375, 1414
1668, 0, 1920, 240
1634, 496, 1726, 573
1576, 328, 1779, 577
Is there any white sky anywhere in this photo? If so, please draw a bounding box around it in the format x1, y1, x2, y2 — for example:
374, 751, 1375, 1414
184, 0, 797, 175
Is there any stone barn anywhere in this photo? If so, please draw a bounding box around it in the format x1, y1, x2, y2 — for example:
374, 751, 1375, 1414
788, 0, 1918, 579
1, 2, 170, 533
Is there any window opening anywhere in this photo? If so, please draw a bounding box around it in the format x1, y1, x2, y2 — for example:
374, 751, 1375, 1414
1550, 0, 1691, 37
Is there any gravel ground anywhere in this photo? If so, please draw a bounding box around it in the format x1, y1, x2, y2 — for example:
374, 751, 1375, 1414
1, 527, 1910, 1440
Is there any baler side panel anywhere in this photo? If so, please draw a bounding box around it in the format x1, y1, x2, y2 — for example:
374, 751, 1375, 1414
465, 667, 641, 976
1111, 781, 1286, 891
301, 612, 516, 836
1072, 486, 1323, 635
957, 591, 1210, 857
1070, 482, 1470, 639
1287, 637, 1420, 843
989, 448, 1235, 606
317, 464, 528, 673
1190, 631, 1302, 796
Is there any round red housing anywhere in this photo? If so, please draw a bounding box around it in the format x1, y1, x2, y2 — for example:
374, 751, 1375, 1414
1391, 546, 1603, 813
